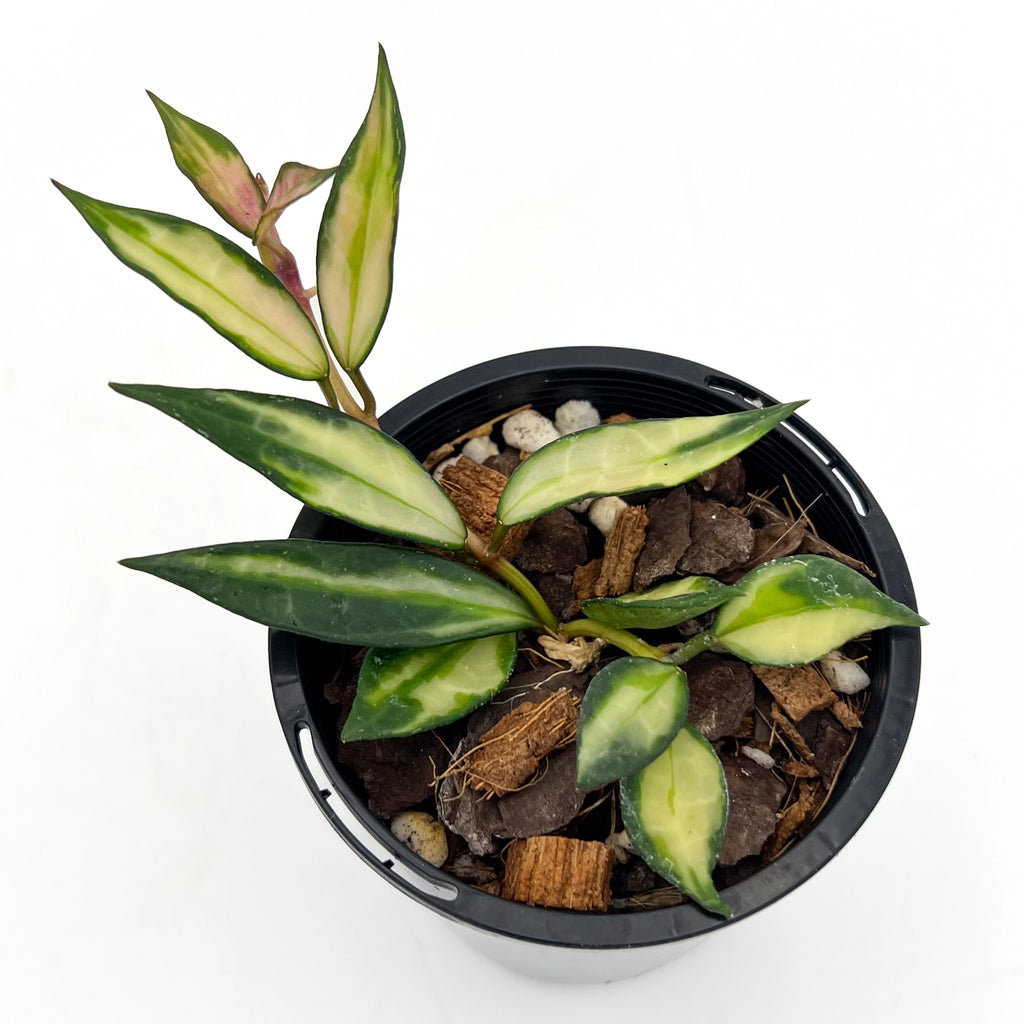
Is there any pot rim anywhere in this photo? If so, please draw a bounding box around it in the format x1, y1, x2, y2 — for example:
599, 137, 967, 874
270, 346, 921, 950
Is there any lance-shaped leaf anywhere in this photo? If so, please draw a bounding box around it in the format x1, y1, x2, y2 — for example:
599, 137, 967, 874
316, 45, 404, 370
576, 658, 688, 790
121, 541, 540, 648
55, 183, 329, 380
620, 725, 731, 917
255, 161, 338, 246
713, 555, 928, 666
111, 384, 466, 549
582, 576, 744, 631
148, 91, 265, 237
495, 402, 805, 532
343, 633, 518, 741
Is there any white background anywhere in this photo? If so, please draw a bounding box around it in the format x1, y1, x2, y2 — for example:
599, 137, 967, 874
4, 1, 1022, 1019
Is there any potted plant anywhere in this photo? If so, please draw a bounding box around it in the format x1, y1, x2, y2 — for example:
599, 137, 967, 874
56, 48, 924, 981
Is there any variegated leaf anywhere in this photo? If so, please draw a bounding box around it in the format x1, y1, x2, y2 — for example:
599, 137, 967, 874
121, 542, 540, 648
576, 658, 688, 790
255, 161, 338, 245
148, 91, 265, 236
316, 45, 404, 370
714, 555, 928, 666
495, 402, 805, 531
111, 385, 466, 549
55, 183, 329, 380
620, 725, 731, 917
582, 576, 743, 630
343, 634, 518, 740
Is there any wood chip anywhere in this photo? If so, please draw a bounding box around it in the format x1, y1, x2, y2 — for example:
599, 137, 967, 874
572, 557, 604, 607
602, 412, 636, 424
501, 836, 614, 911
753, 663, 836, 722
831, 699, 863, 730
770, 702, 815, 762
439, 457, 530, 559
463, 689, 579, 798
596, 505, 649, 596
779, 759, 820, 778
766, 780, 821, 858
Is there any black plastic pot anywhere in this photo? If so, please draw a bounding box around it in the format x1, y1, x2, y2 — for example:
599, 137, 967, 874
269, 347, 921, 982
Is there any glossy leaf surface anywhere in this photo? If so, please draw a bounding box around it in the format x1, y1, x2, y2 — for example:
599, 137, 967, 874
148, 91, 265, 236
714, 555, 928, 665
122, 542, 539, 647
55, 183, 328, 379
582, 576, 743, 631
111, 385, 466, 549
317, 46, 404, 370
576, 658, 688, 790
496, 402, 804, 529
620, 725, 731, 917
343, 634, 518, 740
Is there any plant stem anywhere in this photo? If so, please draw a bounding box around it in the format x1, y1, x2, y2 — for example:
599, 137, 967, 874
561, 618, 666, 660
465, 531, 559, 633
348, 366, 378, 422
668, 630, 717, 665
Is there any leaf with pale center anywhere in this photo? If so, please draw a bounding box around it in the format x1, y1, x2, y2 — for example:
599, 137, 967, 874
620, 725, 731, 917
111, 385, 467, 549
55, 183, 328, 380
148, 91, 266, 237
316, 45, 404, 370
576, 658, 688, 790
121, 541, 540, 647
343, 634, 518, 741
495, 402, 805, 532
582, 576, 743, 631
255, 161, 338, 246
713, 555, 928, 666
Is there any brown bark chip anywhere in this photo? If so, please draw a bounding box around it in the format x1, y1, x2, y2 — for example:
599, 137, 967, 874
596, 504, 649, 596
632, 486, 692, 591
686, 654, 756, 742
514, 508, 589, 575
719, 757, 788, 866
831, 699, 863, 731
753, 663, 836, 723
677, 500, 755, 576
766, 781, 822, 858
770, 703, 815, 763
464, 689, 580, 798
692, 455, 747, 505
573, 558, 604, 607
502, 836, 614, 911
439, 457, 529, 558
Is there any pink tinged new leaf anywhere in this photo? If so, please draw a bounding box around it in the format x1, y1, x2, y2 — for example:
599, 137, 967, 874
148, 91, 265, 238
254, 162, 338, 246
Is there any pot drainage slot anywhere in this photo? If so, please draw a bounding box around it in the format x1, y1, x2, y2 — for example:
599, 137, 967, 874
296, 725, 458, 903
778, 420, 833, 466
830, 466, 869, 517
705, 376, 767, 408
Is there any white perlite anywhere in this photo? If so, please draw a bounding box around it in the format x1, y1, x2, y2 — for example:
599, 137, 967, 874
461, 435, 499, 462
588, 495, 628, 536
555, 399, 600, 435
390, 810, 449, 867
741, 745, 777, 770
502, 409, 560, 452
819, 650, 871, 694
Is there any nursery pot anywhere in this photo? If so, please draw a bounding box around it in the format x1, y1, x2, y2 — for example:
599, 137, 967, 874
269, 346, 921, 982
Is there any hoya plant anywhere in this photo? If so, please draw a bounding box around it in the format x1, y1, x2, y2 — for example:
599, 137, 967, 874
57, 48, 925, 918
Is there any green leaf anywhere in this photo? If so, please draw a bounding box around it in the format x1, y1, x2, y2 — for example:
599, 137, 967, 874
620, 725, 731, 917
111, 385, 466, 549
54, 183, 329, 380
316, 45, 405, 370
582, 576, 744, 631
121, 541, 540, 647
576, 658, 688, 790
495, 402, 805, 530
148, 91, 266, 237
255, 161, 338, 246
343, 634, 518, 741
713, 555, 928, 666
